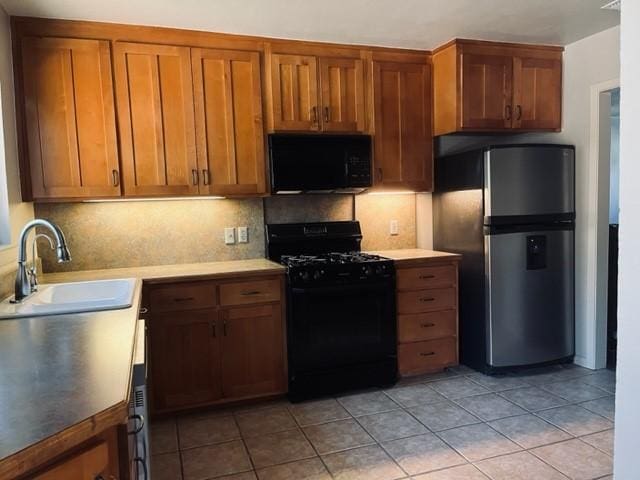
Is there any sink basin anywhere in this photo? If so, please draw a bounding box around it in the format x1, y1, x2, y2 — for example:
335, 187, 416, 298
0, 278, 137, 319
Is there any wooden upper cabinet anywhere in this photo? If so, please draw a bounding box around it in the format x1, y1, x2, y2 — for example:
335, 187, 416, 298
372, 53, 433, 191
513, 56, 562, 130
267, 48, 367, 133
149, 308, 222, 412
220, 303, 286, 398
269, 53, 320, 131
319, 57, 365, 132
114, 42, 198, 196
460, 53, 513, 130
20, 37, 120, 200
433, 39, 563, 135
192, 48, 266, 195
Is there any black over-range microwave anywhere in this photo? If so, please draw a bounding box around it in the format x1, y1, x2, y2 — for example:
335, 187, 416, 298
268, 134, 372, 193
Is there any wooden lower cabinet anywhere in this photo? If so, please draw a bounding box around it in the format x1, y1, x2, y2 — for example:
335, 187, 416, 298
22, 424, 125, 480
148, 309, 222, 412
221, 304, 286, 398
147, 274, 286, 414
395, 258, 460, 376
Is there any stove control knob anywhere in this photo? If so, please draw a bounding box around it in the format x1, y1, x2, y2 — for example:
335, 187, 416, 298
362, 265, 373, 276
299, 271, 310, 282
313, 269, 323, 280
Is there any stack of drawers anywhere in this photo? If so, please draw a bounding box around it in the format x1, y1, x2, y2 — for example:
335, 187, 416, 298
395, 258, 460, 376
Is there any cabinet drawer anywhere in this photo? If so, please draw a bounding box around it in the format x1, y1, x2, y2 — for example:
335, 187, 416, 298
397, 288, 456, 314
397, 264, 457, 290
398, 310, 457, 343
148, 282, 216, 312
220, 278, 281, 306
398, 337, 457, 376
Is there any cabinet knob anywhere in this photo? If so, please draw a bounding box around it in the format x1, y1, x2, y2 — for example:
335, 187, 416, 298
112, 170, 120, 187
311, 106, 318, 124
505, 105, 512, 121
202, 169, 210, 186
516, 105, 522, 121
323, 106, 330, 122
191, 169, 199, 186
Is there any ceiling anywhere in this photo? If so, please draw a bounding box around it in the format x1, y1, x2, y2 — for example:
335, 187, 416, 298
0, 0, 620, 50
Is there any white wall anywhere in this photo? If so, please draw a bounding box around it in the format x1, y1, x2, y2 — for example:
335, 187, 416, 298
0, 5, 34, 275
550, 25, 620, 369
614, 1, 640, 476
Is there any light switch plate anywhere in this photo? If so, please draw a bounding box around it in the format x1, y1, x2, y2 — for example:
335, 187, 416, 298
237, 226, 248, 243
390, 220, 399, 235
224, 227, 236, 245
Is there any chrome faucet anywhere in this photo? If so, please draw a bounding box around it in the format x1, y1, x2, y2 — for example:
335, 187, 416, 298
13, 219, 71, 303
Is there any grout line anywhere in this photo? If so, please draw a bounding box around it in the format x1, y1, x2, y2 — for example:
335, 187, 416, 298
287, 405, 338, 479
157, 367, 615, 480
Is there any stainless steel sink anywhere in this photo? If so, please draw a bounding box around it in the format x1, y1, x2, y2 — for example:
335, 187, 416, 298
0, 278, 137, 319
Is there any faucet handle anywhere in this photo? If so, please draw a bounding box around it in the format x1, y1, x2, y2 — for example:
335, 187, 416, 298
29, 233, 54, 293
28, 265, 38, 291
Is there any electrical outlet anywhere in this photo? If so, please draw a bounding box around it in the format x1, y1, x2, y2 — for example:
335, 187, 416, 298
390, 220, 399, 236
224, 227, 236, 245
237, 226, 248, 243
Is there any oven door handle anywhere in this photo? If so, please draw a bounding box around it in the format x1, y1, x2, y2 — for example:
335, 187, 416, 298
291, 281, 393, 295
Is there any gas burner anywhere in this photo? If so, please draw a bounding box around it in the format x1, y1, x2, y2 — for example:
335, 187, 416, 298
281, 252, 387, 267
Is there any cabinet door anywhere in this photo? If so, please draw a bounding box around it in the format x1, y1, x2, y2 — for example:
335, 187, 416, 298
319, 57, 365, 132
220, 304, 286, 398
148, 309, 221, 412
21, 37, 120, 199
460, 53, 513, 129
269, 54, 320, 131
373, 60, 433, 191
192, 48, 266, 195
114, 42, 199, 196
33, 442, 109, 480
513, 56, 562, 130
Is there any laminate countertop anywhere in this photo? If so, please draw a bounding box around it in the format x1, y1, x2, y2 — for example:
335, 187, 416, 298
0, 258, 284, 479
41, 258, 285, 284
0, 279, 143, 479
371, 248, 462, 266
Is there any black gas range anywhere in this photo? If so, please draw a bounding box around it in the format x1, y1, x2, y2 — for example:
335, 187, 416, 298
266, 221, 397, 401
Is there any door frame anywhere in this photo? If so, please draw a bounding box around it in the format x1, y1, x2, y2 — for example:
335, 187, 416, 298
587, 77, 619, 369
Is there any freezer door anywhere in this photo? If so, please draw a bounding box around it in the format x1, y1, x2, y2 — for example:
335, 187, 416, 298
485, 228, 574, 367
484, 146, 574, 220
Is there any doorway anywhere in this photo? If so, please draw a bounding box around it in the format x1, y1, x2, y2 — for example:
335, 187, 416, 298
590, 80, 620, 370
607, 87, 620, 369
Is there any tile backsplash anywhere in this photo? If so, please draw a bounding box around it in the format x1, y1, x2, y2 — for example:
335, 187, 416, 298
356, 194, 417, 251
35, 193, 419, 273
34, 199, 264, 272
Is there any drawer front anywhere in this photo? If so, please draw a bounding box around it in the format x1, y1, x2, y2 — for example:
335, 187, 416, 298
397, 264, 457, 290
398, 310, 457, 343
397, 288, 456, 314
398, 337, 457, 376
149, 282, 216, 312
220, 278, 281, 306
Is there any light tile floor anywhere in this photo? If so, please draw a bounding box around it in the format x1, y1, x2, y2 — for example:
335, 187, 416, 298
150, 364, 615, 480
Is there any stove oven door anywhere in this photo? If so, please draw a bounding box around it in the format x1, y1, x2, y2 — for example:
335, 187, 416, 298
288, 280, 397, 374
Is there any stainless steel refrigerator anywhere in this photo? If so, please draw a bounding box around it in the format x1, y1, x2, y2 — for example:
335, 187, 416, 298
433, 144, 575, 373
